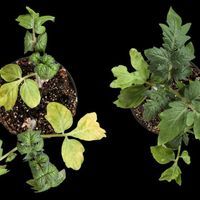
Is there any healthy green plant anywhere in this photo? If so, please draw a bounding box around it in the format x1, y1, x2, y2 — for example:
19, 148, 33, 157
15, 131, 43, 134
0, 7, 106, 192
111, 7, 196, 185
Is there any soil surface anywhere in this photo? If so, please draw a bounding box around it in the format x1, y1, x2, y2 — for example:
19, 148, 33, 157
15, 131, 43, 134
132, 64, 200, 134
0, 58, 78, 135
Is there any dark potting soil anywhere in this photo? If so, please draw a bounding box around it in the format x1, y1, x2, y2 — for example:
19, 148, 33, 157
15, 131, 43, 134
132, 64, 200, 134
0, 58, 78, 135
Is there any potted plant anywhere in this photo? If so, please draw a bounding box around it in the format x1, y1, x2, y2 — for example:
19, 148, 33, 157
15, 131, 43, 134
0, 7, 106, 192
110, 7, 198, 185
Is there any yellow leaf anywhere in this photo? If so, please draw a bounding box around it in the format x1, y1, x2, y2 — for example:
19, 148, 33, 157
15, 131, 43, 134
67, 112, 106, 141
45, 102, 73, 133
61, 138, 84, 170
0, 81, 21, 110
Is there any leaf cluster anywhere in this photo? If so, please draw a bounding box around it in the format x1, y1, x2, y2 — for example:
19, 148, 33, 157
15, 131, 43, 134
0, 7, 59, 111
0, 102, 106, 192
17, 130, 65, 192
0, 64, 40, 110
16, 6, 54, 54
45, 102, 106, 171
30, 53, 60, 80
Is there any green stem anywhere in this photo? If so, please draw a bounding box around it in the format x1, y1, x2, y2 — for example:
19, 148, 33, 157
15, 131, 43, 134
167, 86, 195, 111
22, 72, 37, 80
32, 27, 37, 48
175, 145, 181, 164
0, 147, 17, 162
42, 133, 67, 139
167, 87, 184, 101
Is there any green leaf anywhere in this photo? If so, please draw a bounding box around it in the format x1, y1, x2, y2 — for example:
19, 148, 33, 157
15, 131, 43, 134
167, 7, 182, 27
114, 85, 148, 108
67, 112, 106, 141
20, 79, 41, 108
28, 153, 66, 192
143, 88, 171, 120
172, 42, 195, 70
16, 14, 34, 29
0, 165, 9, 176
184, 80, 200, 101
110, 65, 138, 89
45, 102, 73, 133
0, 139, 3, 158
172, 63, 192, 81
130, 49, 148, 71
35, 32, 47, 53
193, 112, 200, 140
17, 130, 43, 160
186, 111, 195, 126
144, 47, 171, 82
145, 47, 170, 65
35, 16, 55, 34
191, 100, 200, 113
160, 36, 194, 82
0, 80, 21, 111
110, 49, 149, 89
150, 145, 175, 164
16, 6, 54, 37
129, 48, 149, 82
61, 138, 85, 170
29, 52, 40, 64
0, 64, 22, 82
175, 174, 182, 186
34, 54, 60, 80
181, 150, 191, 165
165, 135, 182, 150
24, 31, 34, 54
183, 133, 189, 146
26, 6, 39, 19
158, 101, 188, 145
159, 163, 181, 184
6, 152, 17, 163
160, 7, 191, 51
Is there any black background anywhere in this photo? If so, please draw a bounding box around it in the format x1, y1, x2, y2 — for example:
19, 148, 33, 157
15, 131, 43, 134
0, 0, 200, 199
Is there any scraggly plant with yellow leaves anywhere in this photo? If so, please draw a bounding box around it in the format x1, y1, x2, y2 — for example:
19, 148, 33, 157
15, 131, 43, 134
0, 7, 106, 192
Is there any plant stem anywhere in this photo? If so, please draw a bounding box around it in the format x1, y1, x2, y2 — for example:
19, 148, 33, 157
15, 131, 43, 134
175, 145, 181, 164
167, 87, 184, 101
22, 72, 37, 80
0, 147, 17, 162
42, 134, 67, 139
32, 26, 37, 48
